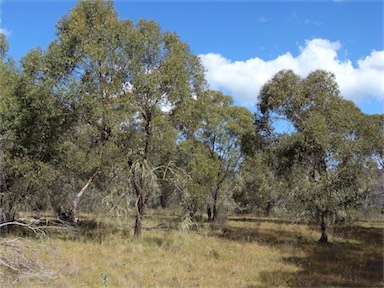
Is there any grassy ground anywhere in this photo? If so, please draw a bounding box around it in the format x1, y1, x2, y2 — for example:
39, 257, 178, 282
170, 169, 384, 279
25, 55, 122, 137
1, 212, 383, 287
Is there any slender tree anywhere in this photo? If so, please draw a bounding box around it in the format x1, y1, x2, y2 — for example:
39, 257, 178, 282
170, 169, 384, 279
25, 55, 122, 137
43, 0, 129, 222
176, 90, 254, 221
121, 19, 205, 237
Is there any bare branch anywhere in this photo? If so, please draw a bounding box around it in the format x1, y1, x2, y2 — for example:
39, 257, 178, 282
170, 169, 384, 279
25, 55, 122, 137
0, 238, 56, 283
0, 221, 46, 237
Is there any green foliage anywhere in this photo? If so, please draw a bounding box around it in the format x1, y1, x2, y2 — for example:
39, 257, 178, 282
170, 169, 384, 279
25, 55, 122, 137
235, 153, 285, 216
175, 90, 254, 220
0, 34, 10, 62
256, 69, 383, 239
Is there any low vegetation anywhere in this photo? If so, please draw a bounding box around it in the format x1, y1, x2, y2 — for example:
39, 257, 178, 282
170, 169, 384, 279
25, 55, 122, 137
1, 211, 382, 287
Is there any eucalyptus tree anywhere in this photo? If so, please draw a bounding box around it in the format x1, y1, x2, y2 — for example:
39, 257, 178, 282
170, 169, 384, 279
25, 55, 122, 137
176, 90, 254, 222
235, 152, 286, 216
33, 0, 206, 235
40, 0, 131, 222
120, 19, 206, 237
0, 35, 73, 224
237, 128, 284, 216
257, 69, 383, 242
0, 34, 19, 224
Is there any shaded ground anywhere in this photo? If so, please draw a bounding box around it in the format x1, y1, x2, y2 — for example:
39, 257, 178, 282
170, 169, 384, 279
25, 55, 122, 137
220, 217, 384, 287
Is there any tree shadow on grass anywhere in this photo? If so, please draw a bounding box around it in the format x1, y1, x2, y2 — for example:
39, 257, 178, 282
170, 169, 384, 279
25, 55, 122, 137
228, 216, 293, 225
219, 221, 383, 287
282, 241, 383, 287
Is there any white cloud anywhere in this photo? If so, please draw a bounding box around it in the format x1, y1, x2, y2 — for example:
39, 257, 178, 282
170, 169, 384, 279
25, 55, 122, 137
0, 0, 10, 36
257, 17, 270, 23
199, 38, 384, 108
291, 12, 322, 27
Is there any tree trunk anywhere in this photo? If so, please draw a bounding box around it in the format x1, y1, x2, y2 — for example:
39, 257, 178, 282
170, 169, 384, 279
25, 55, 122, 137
134, 215, 142, 238
207, 194, 218, 222
0, 206, 16, 233
159, 195, 166, 209
212, 201, 218, 222
211, 192, 218, 222
265, 201, 272, 217
319, 213, 328, 243
134, 192, 144, 237
133, 113, 151, 238
207, 205, 212, 221
59, 168, 100, 223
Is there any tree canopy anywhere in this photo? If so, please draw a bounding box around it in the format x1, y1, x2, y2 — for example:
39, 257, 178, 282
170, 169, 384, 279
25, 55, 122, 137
255, 69, 383, 241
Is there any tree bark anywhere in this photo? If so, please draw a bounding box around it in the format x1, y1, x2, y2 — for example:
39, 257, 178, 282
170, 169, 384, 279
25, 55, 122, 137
59, 167, 100, 223
207, 205, 212, 221
211, 191, 218, 222
159, 195, 166, 208
207, 193, 218, 222
134, 192, 144, 238
319, 213, 328, 243
133, 112, 152, 237
212, 199, 218, 222
0, 207, 16, 233
265, 201, 272, 217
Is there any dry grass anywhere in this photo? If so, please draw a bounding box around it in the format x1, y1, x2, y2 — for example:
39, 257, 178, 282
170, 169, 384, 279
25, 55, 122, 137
1, 212, 383, 288
222, 216, 384, 288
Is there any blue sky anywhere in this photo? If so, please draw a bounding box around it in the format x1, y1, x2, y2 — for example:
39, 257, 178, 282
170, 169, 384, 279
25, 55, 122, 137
1, 0, 383, 114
